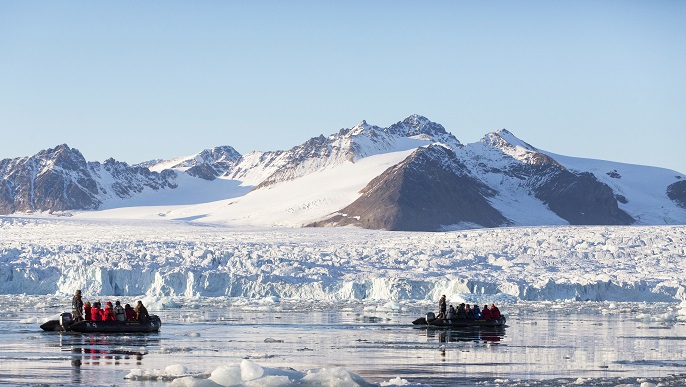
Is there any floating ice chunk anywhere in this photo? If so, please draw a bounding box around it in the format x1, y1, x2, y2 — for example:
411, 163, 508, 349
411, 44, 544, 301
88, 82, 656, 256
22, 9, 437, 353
240, 360, 264, 381
634, 311, 677, 323
125, 368, 167, 380
209, 365, 242, 386
302, 367, 371, 386
381, 377, 408, 386
381, 376, 424, 386
165, 364, 190, 377
124, 368, 146, 380
259, 296, 280, 304
378, 301, 402, 312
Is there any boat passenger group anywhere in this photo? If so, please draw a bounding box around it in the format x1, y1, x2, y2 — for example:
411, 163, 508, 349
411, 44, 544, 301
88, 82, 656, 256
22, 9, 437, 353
71, 290, 150, 322
438, 295, 503, 320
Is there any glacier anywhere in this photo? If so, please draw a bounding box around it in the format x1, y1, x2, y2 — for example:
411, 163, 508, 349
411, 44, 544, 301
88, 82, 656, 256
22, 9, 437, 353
1, 216, 685, 303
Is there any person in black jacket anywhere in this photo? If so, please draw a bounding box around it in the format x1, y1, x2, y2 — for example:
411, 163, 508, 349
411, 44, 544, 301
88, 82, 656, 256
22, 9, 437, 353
438, 295, 447, 319
71, 290, 84, 321
135, 300, 150, 322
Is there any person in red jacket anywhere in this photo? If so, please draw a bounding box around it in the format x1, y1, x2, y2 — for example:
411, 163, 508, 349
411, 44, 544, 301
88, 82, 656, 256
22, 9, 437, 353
91, 302, 103, 321
124, 304, 136, 321
102, 301, 115, 321
84, 301, 92, 321
490, 303, 502, 319
481, 304, 493, 320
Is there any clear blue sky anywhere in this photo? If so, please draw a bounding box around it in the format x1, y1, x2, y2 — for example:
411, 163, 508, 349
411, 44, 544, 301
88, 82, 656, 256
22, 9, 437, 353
1, 1, 685, 173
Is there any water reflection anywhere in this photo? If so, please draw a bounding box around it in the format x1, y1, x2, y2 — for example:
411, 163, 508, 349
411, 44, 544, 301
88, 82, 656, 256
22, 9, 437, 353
422, 327, 507, 343
52, 332, 160, 385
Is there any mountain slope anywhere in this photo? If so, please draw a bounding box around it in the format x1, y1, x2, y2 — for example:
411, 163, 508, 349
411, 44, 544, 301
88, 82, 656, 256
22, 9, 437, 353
309, 145, 508, 231
457, 129, 635, 226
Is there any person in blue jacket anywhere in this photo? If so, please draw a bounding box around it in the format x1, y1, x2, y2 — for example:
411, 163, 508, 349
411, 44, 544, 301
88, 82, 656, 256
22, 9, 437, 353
472, 304, 482, 319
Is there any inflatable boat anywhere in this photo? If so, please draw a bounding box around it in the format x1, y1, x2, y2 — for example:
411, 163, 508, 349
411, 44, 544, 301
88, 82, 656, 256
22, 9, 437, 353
40, 313, 161, 333
412, 312, 507, 328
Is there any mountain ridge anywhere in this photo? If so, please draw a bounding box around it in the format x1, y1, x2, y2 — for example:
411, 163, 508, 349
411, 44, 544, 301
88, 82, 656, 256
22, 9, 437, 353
2, 114, 685, 231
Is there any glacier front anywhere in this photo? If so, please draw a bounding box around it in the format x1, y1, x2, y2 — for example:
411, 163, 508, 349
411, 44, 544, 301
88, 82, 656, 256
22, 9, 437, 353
1, 216, 685, 303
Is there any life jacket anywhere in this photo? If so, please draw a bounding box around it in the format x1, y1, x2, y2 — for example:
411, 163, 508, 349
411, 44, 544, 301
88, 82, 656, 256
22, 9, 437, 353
481, 307, 492, 320
91, 308, 103, 321
103, 307, 115, 321
125, 307, 136, 321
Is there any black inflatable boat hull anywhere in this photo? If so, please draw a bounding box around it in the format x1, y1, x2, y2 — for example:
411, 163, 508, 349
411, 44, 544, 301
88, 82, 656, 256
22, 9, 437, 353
40, 316, 161, 333
413, 316, 507, 328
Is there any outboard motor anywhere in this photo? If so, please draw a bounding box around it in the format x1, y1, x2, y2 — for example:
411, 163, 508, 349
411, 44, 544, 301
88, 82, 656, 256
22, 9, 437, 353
425, 312, 436, 323
59, 312, 73, 330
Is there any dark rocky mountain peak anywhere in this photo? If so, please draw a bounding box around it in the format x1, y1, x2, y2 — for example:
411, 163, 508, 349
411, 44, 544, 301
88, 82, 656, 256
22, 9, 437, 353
182, 145, 242, 180
38, 144, 89, 171
308, 144, 508, 231
387, 114, 449, 138
196, 146, 242, 165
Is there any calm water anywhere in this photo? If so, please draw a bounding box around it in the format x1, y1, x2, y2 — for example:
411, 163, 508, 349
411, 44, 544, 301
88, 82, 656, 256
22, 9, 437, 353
2, 299, 686, 386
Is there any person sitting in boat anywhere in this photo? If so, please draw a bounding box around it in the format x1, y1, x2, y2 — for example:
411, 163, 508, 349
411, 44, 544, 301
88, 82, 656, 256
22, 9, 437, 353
481, 304, 492, 320
472, 304, 482, 319
135, 300, 150, 322
490, 303, 502, 319
72, 290, 84, 322
91, 302, 103, 321
124, 304, 136, 321
113, 301, 126, 321
465, 304, 474, 319
438, 295, 447, 319
456, 303, 467, 319
102, 301, 115, 321
84, 301, 92, 321
446, 305, 456, 320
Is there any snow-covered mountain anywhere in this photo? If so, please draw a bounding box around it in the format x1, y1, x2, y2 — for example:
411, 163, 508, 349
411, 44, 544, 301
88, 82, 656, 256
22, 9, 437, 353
457, 129, 636, 227
140, 145, 242, 180
0, 144, 177, 214
226, 114, 461, 188
2, 115, 685, 230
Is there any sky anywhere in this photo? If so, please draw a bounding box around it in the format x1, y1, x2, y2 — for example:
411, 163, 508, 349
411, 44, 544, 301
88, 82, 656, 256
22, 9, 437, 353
1, 1, 685, 173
